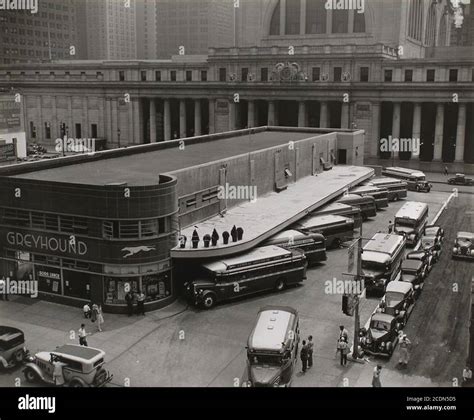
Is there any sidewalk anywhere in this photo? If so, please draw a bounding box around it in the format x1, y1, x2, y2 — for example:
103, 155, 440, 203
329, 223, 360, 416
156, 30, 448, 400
0, 296, 188, 364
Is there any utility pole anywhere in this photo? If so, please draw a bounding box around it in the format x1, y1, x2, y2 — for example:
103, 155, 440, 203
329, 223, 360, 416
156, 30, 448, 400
352, 219, 363, 360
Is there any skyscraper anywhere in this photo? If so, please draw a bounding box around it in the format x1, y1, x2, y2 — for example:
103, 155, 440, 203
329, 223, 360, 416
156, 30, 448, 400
84, 0, 137, 60
0, 0, 81, 64
137, 0, 235, 59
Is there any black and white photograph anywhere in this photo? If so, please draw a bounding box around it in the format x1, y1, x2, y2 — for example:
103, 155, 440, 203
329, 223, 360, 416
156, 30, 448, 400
0, 0, 473, 417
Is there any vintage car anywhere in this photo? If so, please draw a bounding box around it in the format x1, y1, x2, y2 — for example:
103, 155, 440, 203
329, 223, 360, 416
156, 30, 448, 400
400, 259, 425, 299
378, 281, 415, 327
23, 344, 113, 387
406, 249, 433, 274
424, 225, 444, 244
448, 173, 473, 186
420, 235, 443, 262
452, 232, 474, 260
360, 313, 401, 357
0, 326, 29, 369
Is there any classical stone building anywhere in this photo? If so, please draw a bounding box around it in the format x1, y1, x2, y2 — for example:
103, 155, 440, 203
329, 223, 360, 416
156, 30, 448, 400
0, 0, 473, 171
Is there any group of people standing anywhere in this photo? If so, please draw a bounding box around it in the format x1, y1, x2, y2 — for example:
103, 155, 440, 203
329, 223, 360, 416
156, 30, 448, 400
82, 302, 105, 332
125, 290, 146, 317
299, 335, 314, 373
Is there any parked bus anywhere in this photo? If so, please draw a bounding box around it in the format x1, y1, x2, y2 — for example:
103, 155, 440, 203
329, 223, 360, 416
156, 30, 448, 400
313, 202, 362, 229
394, 201, 429, 246
294, 215, 354, 249
381, 167, 431, 192
337, 193, 377, 220
361, 233, 406, 296
246, 306, 300, 387
184, 246, 307, 309
349, 185, 389, 210
262, 229, 326, 266
364, 177, 408, 201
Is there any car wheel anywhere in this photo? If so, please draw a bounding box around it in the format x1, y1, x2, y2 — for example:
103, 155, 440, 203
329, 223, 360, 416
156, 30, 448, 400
24, 368, 38, 383
386, 342, 393, 355
201, 292, 216, 309
334, 238, 342, 248
69, 379, 84, 388
275, 278, 286, 292
393, 194, 399, 202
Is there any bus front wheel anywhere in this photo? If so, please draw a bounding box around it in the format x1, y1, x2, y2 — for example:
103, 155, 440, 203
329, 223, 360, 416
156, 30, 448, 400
275, 278, 286, 292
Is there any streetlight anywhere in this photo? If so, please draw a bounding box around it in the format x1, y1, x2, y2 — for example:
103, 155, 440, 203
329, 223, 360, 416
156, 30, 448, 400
117, 128, 121, 148
63, 125, 69, 157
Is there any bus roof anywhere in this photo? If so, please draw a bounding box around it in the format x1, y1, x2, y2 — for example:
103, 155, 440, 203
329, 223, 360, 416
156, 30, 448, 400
395, 201, 428, 220
314, 202, 355, 214
337, 193, 374, 203
362, 250, 390, 264
367, 177, 407, 186
384, 167, 425, 178
248, 307, 297, 351
363, 233, 405, 255
266, 229, 310, 242
295, 214, 352, 230
350, 185, 384, 194
202, 245, 291, 272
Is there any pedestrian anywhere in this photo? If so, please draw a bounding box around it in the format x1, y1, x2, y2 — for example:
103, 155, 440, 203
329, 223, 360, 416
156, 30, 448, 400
78, 323, 90, 346
338, 337, 349, 366
96, 304, 104, 332
307, 335, 314, 369
388, 220, 394, 234
83, 302, 91, 319
462, 366, 472, 385
136, 290, 146, 316
398, 334, 411, 367
51, 356, 65, 386
444, 165, 448, 176
300, 340, 308, 373
372, 365, 382, 387
125, 290, 134, 316
0, 277, 9, 301
339, 325, 349, 342
91, 303, 98, 323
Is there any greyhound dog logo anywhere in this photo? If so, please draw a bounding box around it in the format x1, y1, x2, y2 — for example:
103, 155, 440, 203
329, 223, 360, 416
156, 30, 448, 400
121, 246, 156, 258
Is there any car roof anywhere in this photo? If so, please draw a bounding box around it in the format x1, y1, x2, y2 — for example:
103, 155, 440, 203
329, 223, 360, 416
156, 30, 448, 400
51, 344, 105, 362
407, 251, 426, 260
371, 312, 394, 323
402, 259, 423, 270
0, 326, 24, 343
386, 281, 413, 294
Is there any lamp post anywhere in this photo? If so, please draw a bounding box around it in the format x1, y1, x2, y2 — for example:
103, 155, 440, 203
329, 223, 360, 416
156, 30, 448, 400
64, 125, 69, 157
117, 128, 121, 148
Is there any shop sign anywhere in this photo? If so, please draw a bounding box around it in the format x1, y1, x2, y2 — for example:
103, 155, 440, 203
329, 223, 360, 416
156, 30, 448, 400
6, 232, 88, 256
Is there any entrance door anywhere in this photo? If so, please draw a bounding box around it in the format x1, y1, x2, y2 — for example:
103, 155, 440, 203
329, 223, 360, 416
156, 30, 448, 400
338, 149, 347, 164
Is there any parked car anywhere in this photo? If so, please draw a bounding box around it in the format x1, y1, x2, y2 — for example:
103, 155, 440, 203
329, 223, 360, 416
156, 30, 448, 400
360, 313, 401, 357
452, 232, 474, 260
448, 173, 473, 186
407, 249, 434, 274
23, 344, 113, 387
378, 281, 415, 327
424, 225, 444, 244
0, 326, 29, 369
420, 235, 442, 262
400, 259, 425, 299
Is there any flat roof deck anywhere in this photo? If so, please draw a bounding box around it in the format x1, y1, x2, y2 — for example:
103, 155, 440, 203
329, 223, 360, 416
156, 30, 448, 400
11, 131, 311, 186
172, 166, 373, 258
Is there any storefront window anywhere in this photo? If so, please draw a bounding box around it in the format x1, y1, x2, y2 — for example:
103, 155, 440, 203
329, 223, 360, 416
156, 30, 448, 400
63, 269, 91, 300
142, 272, 171, 302
35, 265, 62, 295
105, 277, 139, 304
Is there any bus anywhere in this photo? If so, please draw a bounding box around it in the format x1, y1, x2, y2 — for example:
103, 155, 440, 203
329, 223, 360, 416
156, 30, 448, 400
313, 202, 362, 229
294, 215, 354, 249
361, 233, 406, 296
262, 229, 326, 266
364, 177, 408, 201
381, 167, 431, 192
394, 201, 429, 246
337, 193, 377, 220
349, 185, 389, 210
184, 246, 307, 309
246, 306, 300, 387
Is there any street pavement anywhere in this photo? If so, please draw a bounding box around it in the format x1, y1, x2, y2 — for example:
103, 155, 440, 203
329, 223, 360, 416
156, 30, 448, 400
0, 187, 471, 388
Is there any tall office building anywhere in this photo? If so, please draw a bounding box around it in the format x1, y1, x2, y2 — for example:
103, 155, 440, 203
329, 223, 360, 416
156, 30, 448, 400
84, 0, 137, 60
137, 0, 235, 59
0, 0, 81, 64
